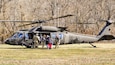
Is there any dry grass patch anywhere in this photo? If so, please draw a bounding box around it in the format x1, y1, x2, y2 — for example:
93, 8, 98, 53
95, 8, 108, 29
0, 43, 115, 65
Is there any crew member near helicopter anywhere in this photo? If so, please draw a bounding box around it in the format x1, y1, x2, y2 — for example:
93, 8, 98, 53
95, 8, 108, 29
41, 34, 46, 48
33, 33, 40, 48
55, 35, 60, 49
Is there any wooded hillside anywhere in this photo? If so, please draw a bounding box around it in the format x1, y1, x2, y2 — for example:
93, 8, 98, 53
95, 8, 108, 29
0, 0, 115, 43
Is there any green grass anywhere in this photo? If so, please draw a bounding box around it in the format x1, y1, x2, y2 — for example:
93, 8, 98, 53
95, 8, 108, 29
0, 43, 115, 65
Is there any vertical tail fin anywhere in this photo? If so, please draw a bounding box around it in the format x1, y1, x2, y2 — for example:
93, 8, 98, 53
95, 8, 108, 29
97, 20, 112, 37
97, 20, 115, 40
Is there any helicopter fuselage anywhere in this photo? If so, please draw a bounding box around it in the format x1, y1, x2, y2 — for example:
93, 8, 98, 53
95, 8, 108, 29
4, 30, 99, 48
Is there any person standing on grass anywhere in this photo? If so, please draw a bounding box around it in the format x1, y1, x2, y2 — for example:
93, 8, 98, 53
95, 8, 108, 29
55, 35, 60, 49
33, 34, 40, 48
46, 35, 53, 49
41, 34, 46, 48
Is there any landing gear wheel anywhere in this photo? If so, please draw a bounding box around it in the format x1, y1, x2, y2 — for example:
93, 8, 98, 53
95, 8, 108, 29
93, 46, 96, 48
26, 45, 31, 48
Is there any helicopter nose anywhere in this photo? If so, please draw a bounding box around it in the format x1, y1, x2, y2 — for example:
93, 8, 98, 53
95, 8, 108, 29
4, 39, 10, 44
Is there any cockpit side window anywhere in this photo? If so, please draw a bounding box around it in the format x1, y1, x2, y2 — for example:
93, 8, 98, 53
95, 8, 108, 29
18, 33, 23, 38
11, 32, 29, 39
12, 33, 18, 38
25, 33, 29, 39
12, 32, 23, 38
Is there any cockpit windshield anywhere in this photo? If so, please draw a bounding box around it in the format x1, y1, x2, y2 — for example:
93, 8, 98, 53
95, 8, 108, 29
12, 32, 29, 39
12, 32, 23, 38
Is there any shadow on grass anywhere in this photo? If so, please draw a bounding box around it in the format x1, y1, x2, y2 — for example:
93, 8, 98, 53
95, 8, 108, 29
0, 44, 100, 50
0, 46, 54, 50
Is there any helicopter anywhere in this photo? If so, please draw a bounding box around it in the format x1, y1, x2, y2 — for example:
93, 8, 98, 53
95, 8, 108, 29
1, 13, 115, 48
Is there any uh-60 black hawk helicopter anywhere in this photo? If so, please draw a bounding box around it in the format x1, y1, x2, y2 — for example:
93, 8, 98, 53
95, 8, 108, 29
2, 13, 115, 48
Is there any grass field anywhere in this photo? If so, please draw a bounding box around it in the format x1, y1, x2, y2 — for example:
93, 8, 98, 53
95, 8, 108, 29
0, 43, 115, 65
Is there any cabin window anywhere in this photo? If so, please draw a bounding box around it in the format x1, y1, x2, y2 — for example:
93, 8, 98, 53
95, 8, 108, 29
51, 33, 63, 39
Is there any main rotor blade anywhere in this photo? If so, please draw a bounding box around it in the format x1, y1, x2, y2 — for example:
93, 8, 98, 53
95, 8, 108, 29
18, 21, 41, 27
0, 20, 32, 22
18, 23, 32, 27
46, 14, 74, 21
77, 23, 96, 24
19, 14, 74, 27
0, 14, 74, 27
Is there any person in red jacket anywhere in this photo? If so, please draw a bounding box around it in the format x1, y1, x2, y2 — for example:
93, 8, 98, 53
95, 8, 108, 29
46, 35, 53, 49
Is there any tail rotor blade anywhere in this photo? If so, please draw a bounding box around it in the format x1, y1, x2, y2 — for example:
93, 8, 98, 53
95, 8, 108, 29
107, 6, 111, 20
99, 19, 107, 22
